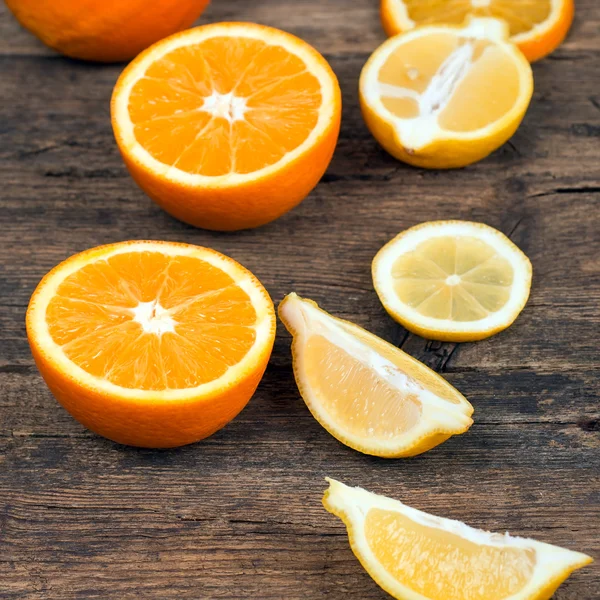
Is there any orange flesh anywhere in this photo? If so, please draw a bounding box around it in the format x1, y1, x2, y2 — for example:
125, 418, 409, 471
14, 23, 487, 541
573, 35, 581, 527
46, 251, 257, 390
365, 508, 536, 600
404, 0, 552, 37
304, 334, 422, 439
391, 236, 514, 321
128, 37, 322, 176
378, 34, 520, 131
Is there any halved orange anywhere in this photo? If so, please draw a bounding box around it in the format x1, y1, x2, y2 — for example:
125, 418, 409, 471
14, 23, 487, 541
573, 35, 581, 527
111, 22, 342, 231
381, 0, 574, 62
26, 241, 276, 448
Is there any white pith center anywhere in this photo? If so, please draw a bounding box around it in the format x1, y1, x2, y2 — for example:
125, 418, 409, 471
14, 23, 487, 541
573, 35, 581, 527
379, 41, 475, 118
132, 300, 176, 335
420, 42, 474, 115
200, 91, 248, 123
446, 274, 461, 286
376, 35, 488, 150
471, 0, 492, 7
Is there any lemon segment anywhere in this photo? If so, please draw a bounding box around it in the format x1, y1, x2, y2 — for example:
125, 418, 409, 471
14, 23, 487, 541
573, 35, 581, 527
279, 293, 473, 457
373, 221, 532, 341
323, 478, 593, 600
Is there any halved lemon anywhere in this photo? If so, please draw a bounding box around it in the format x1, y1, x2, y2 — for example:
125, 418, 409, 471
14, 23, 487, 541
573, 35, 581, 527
111, 22, 341, 231
381, 0, 575, 63
26, 241, 276, 448
323, 478, 593, 600
360, 17, 533, 169
373, 221, 532, 342
278, 293, 473, 458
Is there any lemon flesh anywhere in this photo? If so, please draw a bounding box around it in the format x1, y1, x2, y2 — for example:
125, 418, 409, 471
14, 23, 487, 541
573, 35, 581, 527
392, 235, 514, 322
366, 508, 534, 599
379, 33, 521, 133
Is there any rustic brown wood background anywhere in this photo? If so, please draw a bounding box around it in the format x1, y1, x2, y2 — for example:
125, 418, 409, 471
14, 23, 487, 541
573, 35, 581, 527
1, 1, 599, 598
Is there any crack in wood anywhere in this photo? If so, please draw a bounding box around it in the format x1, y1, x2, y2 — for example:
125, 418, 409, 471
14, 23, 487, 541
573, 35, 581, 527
528, 186, 600, 199
506, 140, 521, 157
4, 503, 345, 536
44, 167, 125, 179
0, 365, 35, 375
15, 144, 60, 158
439, 343, 459, 373
321, 172, 396, 183
578, 419, 600, 432
506, 216, 524, 240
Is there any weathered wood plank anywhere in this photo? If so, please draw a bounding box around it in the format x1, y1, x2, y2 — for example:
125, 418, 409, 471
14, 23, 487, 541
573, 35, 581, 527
1, 363, 599, 436
1, 426, 598, 598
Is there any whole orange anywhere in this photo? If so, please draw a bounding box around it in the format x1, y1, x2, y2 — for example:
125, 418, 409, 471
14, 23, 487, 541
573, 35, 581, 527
5, 0, 211, 62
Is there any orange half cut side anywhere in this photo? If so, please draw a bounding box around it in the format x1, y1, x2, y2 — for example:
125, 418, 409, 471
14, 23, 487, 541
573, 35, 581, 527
26, 241, 276, 447
112, 22, 341, 230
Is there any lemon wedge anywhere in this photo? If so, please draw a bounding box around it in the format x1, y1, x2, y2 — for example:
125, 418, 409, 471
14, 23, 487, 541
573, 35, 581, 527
279, 293, 473, 457
324, 478, 593, 600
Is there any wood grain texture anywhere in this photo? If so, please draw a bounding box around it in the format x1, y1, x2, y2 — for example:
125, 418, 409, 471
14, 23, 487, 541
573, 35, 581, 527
0, 0, 599, 598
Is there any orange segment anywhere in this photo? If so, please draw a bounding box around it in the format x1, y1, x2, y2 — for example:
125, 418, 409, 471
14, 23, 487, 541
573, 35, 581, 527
359, 18, 533, 169
380, 0, 574, 62
48, 257, 257, 390
398, 0, 553, 34
112, 23, 341, 231
26, 241, 276, 448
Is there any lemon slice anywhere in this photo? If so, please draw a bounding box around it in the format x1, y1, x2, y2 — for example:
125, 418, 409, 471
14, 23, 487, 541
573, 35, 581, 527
279, 293, 473, 457
323, 479, 592, 600
360, 17, 533, 169
372, 221, 532, 342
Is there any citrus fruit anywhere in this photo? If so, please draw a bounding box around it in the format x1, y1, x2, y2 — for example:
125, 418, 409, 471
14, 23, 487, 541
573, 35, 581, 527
278, 293, 473, 457
111, 22, 341, 231
359, 17, 533, 169
26, 241, 276, 448
380, 0, 574, 63
372, 221, 533, 342
323, 478, 593, 600
4, 0, 210, 62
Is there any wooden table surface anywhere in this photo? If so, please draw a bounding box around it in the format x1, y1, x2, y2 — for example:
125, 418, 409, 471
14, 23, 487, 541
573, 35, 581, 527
1, 1, 599, 598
